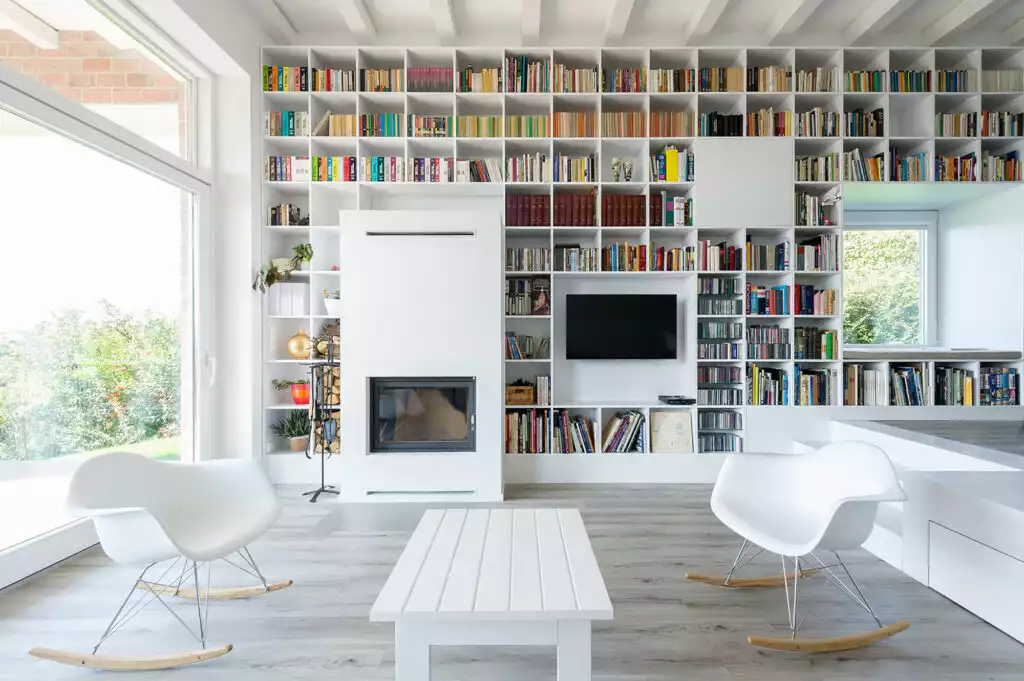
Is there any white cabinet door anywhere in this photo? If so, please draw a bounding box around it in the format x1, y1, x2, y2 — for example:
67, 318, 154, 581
693, 137, 794, 229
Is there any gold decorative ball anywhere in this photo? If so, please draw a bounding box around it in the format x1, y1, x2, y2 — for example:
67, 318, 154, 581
287, 329, 312, 359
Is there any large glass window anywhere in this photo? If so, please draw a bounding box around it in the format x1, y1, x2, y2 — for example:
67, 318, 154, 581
0, 107, 196, 552
0, 0, 191, 158
842, 229, 925, 345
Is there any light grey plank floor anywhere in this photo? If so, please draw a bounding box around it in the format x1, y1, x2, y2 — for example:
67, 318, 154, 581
1, 484, 1022, 680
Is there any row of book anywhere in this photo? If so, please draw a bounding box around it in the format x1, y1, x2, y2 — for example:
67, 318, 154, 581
554, 66, 598, 93
700, 67, 744, 93
890, 70, 931, 93
698, 342, 740, 360
504, 277, 549, 316
650, 111, 695, 137
312, 156, 356, 182
507, 153, 550, 183
311, 67, 355, 92
652, 245, 695, 272
697, 298, 743, 315
795, 108, 839, 137
796, 233, 839, 271
796, 67, 837, 93
936, 69, 976, 93
505, 332, 550, 360
795, 285, 836, 316
747, 109, 792, 137
456, 115, 501, 138
981, 69, 1024, 93
555, 410, 596, 453
601, 194, 645, 226
557, 193, 598, 226
601, 410, 646, 452
746, 237, 789, 272
699, 276, 740, 295
844, 365, 886, 406
845, 148, 885, 181
455, 158, 503, 183
699, 112, 743, 137
699, 410, 743, 430
935, 367, 974, 406
407, 67, 453, 93
935, 153, 976, 182
555, 245, 599, 272
505, 194, 551, 226
361, 68, 404, 92
700, 240, 743, 271
795, 152, 840, 182
699, 433, 742, 453
845, 70, 885, 93
313, 111, 357, 137
749, 364, 789, 405
936, 112, 977, 138
604, 68, 647, 93
534, 376, 552, 406
795, 192, 836, 227
267, 203, 303, 227
699, 365, 743, 385
405, 157, 454, 183
650, 68, 695, 93
262, 65, 307, 92
505, 409, 549, 454
982, 150, 1022, 182
891, 365, 927, 406
409, 115, 451, 138
981, 111, 1024, 137
601, 112, 647, 137
747, 66, 790, 92
698, 321, 743, 340
553, 112, 597, 138
265, 111, 309, 137
649, 145, 695, 182
506, 247, 551, 272
845, 108, 884, 137
795, 328, 837, 360
264, 155, 306, 181
747, 284, 789, 315
360, 113, 402, 137
747, 325, 790, 359
698, 388, 743, 406
506, 115, 549, 138
459, 66, 501, 93
506, 55, 550, 93
892, 150, 928, 182
553, 153, 596, 182
980, 367, 1018, 406
361, 156, 404, 182
650, 193, 693, 227
796, 366, 836, 405
602, 242, 647, 272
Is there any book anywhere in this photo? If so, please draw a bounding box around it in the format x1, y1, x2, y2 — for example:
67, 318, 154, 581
505, 408, 550, 454
554, 64, 599, 93
311, 67, 355, 92
360, 67, 404, 92
603, 67, 647, 93
506, 55, 551, 93
747, 364, 789, 405
700, 240, 742, 271
746, 324, 791, 359
505, 194, 551, 226
699, 67, 744, 92
265, 111, 310, 137
505, 115, 550, 138
890, 365, 927, 406
794, 153, 840, 181
553, 111, 597, 137
602, 410, 646, 452
746, 65, 791, 92
699, 112, 743, 137
796, 66, 837, 93
554, 410, 595, 453
650, 68, 695, 93
458, 66, 501, 93
456, 115, 502, 138
407, 67, 453, 92
698, 410, 743, 430
844, 364, 886, 406
650, 411, 693, 453
935, 367, 975, 406
650, 110, 695, 137
796, 366, 837, 405
409, 114, 453, 137
555, 244, 599, 272
980, 367, 1018, 405
698, 432, 742, 452
601, 111, 646, 137
845, 70, 885, 92
530, 279, 551, 315
506, 152, 550, 183
845, 108, 885, 137
746, 108, 792, 136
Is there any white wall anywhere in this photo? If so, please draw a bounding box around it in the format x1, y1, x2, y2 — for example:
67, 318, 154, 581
937, 186, 1024, 352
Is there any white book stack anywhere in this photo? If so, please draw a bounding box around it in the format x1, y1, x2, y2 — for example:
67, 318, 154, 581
268, 283, 309, 316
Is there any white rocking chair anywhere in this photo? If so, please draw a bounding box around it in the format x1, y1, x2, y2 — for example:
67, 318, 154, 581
686, 441, 909, 652
29, 452, 292, 671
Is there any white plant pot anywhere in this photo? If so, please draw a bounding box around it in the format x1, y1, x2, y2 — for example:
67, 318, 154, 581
323, 298, 343, 317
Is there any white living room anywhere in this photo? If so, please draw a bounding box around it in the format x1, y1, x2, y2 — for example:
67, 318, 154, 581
3, 0, 1024, 679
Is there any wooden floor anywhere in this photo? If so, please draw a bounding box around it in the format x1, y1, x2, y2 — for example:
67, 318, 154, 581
2, 484, 1023, 680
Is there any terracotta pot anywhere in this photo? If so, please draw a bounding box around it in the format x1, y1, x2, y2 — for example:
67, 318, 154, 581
289, 436, 309, 452
290, 383, 310, 405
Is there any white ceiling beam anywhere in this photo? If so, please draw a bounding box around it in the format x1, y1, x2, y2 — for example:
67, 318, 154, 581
923, 0, 996, 45
1003, 16, 1024, 45
431, 0, 456, 39
680, 0, 731, 44
522, 0, 541, 43
0, 0, 58, 49
843, 0, 920, 44
255, 0, 298, 44
605, 0, 636, 41
338, 0, 375, 37
764, 0, 825, 43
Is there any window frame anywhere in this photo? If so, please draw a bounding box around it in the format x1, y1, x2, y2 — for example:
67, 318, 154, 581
843, 211, 938, 347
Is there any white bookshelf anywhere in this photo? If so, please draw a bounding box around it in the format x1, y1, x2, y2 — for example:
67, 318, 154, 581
260, 46, 1024, 471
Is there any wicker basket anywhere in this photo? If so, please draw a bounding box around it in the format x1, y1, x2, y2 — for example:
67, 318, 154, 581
505, 385, 535, 406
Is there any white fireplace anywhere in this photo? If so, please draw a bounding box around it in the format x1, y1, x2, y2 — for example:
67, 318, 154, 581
337, 210, 502, 501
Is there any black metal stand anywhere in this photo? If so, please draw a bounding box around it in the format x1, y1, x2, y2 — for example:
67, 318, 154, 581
302, 342, 339, 503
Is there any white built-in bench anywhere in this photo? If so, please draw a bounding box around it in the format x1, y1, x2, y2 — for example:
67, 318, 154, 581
370, 507, 613, 680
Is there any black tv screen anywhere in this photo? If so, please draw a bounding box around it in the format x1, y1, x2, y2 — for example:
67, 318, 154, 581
566, 294, 678, 360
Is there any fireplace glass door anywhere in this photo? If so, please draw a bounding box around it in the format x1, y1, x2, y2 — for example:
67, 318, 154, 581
370, 378, 475, 452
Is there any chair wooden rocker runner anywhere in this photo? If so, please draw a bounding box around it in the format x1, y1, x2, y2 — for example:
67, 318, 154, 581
686, 442, 910, 653
29, 453, 292, 671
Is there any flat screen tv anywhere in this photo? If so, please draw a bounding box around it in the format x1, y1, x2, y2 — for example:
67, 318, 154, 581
565, 294, 678, 360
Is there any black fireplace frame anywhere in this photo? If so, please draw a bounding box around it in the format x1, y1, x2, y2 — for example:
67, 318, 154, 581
370, 377, 476, 453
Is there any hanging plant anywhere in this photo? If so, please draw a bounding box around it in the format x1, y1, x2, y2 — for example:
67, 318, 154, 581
252, 243, 314, 293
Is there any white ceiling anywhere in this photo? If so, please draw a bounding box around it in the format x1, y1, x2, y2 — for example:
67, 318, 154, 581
249, 0, 1024, 48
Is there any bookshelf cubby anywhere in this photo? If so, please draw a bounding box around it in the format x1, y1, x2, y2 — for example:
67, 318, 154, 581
261, 46, 1024, 471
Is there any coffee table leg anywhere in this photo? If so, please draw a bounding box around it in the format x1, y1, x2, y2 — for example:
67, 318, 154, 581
395, 622, 430, 680
556, 621, 591, 681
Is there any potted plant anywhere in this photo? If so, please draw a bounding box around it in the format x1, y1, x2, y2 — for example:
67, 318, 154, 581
271, 410, 311, 452
273, 378, 310, 405
253, 243, 314, 293
322, 289, 342, 317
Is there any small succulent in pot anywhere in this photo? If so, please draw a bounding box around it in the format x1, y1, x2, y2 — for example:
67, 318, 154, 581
271, 410, 311, 452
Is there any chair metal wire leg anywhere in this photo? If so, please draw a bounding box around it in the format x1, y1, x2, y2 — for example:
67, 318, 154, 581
835, 551, 882, 628
92, 562, 156, 654
192, 561, 209, 649
241, 546, 269, 592
807, 551, 883, 628
723, 540, 765, 585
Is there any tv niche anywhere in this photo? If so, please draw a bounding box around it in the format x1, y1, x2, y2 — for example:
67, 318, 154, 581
566, 294, 678, 360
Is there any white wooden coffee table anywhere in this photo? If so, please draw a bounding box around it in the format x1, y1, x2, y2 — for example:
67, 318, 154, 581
370, 507, 613, 680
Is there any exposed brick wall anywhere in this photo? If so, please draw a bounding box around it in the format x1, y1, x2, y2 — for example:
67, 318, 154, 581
0, 29, 186, 152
